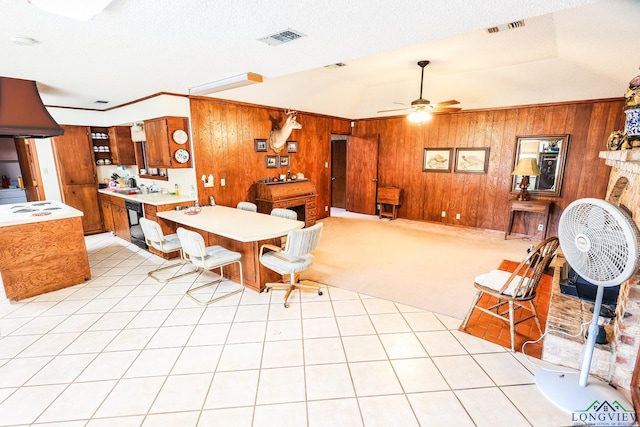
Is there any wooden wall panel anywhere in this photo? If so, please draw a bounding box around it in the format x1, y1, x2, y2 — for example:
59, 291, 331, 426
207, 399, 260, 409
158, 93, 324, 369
189, 98, 351, 220
190, 97, 623, 238
359, 99, 624, 237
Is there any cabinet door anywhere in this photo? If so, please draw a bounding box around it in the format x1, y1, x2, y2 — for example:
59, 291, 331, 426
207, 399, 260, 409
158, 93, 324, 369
144, 118, 172, 168
62, 185, 104, 234
52, 126, 97, 186
111, 200, 131, 241
99, 194, 114, 232
109, 126, 136, 165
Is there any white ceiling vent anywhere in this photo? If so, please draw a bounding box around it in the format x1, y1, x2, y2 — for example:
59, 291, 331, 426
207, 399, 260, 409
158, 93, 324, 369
486, 19, 525, 34
258, 28, 306, 46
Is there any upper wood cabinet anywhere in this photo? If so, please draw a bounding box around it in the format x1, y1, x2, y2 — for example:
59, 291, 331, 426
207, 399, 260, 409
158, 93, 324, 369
109, 126, 136, 165
51, 125, 103, 234
143, 116, 191, 168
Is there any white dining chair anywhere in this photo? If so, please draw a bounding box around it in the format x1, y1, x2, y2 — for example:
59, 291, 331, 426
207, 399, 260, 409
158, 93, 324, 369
237, 201, 257, 212
259, 222, 324, 308
176, 227, 245, 305
139, 217, 197, 283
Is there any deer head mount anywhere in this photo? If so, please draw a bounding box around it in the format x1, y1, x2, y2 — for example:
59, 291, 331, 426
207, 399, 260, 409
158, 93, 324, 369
267, 109, 302, 153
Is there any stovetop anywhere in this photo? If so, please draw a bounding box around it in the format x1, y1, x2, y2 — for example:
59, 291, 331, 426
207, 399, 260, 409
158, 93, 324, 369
5, 201, 68, 217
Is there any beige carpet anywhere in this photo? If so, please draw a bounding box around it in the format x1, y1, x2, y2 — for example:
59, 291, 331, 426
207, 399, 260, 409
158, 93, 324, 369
306, 210, 534, 320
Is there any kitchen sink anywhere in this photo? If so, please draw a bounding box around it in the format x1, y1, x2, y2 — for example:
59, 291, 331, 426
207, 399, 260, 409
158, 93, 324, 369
112, 188, 140, 195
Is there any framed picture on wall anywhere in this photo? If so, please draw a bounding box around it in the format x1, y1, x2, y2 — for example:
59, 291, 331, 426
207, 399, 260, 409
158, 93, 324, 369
279, 155, 290, 167
255, 139, 268, 152
286, 140, 298, 153
265, 155, 278, 168
454, 148, 490, 173
423, 148, 452, 172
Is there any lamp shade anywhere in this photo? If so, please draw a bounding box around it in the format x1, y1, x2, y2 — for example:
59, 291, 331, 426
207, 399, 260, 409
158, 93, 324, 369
512, 158, 541, 176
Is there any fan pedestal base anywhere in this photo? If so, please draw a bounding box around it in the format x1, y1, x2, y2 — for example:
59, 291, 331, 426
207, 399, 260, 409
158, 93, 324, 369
536, 369, 636, 426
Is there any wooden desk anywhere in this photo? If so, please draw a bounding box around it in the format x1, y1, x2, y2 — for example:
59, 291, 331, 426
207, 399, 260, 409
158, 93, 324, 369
157, 205, 304, 292
505, 199, 551, 240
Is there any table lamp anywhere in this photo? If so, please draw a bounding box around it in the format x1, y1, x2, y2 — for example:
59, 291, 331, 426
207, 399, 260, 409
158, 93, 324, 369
512, 158, 541, 201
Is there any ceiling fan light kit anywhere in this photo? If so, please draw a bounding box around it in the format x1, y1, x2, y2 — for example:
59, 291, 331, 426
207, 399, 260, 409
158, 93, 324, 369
407, 108, 431, 124
377, 60, 461, 123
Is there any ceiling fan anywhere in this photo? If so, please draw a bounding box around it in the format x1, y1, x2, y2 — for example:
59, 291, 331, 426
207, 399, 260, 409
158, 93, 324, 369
377, 60, 461, 122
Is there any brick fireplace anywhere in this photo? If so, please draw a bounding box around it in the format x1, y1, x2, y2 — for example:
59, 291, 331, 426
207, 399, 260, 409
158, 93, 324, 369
543, 149, 640, 397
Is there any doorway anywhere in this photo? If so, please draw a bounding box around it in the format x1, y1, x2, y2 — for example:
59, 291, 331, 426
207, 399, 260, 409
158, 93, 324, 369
331, 137, 347, 209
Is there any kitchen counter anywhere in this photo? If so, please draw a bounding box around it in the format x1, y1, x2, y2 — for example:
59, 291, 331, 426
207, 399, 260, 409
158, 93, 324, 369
98, 188, 196, 206
0, 200, 83, 227
0, 200, 91, 301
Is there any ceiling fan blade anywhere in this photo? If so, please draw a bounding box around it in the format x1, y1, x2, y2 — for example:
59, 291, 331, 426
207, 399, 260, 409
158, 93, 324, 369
433, 100, 460, 107
377, 107, 410, 113
431, 107, 462, 114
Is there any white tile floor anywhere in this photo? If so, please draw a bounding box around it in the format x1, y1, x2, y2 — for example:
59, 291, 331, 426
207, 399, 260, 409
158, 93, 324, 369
0, 232, 573, 426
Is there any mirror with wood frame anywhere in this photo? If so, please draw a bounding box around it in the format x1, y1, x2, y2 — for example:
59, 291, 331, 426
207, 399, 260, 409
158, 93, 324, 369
511, 135, 570, 198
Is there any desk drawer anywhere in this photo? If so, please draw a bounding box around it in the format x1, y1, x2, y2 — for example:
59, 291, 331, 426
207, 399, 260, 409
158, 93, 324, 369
511, 201, 548, 214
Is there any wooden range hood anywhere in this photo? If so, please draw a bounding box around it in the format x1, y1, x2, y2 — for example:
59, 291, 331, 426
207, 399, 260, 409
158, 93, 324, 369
0, 77, 63, 138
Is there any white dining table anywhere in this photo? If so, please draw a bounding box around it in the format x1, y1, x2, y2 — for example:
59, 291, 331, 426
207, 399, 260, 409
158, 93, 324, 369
157, 204, 304, 292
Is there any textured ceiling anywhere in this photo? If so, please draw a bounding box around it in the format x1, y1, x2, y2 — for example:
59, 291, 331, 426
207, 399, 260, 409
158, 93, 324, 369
0, 0, 637, 120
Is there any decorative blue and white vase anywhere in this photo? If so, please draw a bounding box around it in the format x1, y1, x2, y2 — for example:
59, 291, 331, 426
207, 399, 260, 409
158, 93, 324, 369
625, 108, 640, 137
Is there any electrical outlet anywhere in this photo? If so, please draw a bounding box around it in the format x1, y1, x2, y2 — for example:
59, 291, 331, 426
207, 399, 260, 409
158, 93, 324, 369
220, 178, 226, 187
325, 206, 328, 212
441, 211, 446, 218
537, 224, 544, 231
456, 213, 461, 220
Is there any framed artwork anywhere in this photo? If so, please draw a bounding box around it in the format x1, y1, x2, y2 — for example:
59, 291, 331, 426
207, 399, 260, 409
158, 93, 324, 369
286, 140, 298, 153
255, 138, 268, 152
454, 148, 490, 173
279, 155, 290, 167
423, 148, 452, 172
265, 155, 277, 168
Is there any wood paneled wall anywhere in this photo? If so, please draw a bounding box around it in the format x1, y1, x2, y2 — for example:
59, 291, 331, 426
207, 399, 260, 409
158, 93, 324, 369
353, 99, 625, 237
189, 98, 350, 219
190, 96, 624, 237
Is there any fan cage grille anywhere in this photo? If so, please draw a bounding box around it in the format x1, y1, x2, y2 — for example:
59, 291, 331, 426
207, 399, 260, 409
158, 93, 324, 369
559, 199, 640, 286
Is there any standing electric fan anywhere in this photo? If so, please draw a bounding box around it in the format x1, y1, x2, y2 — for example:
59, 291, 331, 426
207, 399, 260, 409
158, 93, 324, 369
536, 198, 640, 422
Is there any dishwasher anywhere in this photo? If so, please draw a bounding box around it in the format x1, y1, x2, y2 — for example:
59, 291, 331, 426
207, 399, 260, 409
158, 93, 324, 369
125, 200, 147, 250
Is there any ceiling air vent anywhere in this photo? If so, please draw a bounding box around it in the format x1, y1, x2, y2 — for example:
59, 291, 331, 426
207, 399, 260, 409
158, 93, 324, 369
258, 28, 306, 46
486, 19, 525, 34
94, 100, 109, 104
508, 20, 525, 29
324, 63, 347, 69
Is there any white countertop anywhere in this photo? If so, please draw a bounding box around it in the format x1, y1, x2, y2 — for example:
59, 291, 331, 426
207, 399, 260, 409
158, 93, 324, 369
0, 200, 83, 227
98, 189, 196, 206
157, 205, 304, 242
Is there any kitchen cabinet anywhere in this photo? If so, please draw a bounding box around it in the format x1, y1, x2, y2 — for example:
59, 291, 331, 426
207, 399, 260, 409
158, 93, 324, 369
0, 201, 91, 301
111, 196, 131, 241
99, 193, 114, 232
99, 193, 130, 240
51, 125, 104, 234
91, 126, 136, 166
143, 116, 192, 168
91, 126, 112, 166
108, 126, 136, 165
